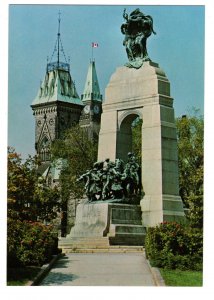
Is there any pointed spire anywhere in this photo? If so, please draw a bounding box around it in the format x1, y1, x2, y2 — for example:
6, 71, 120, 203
57, 10, 61, 66
47, 11, 69, 73
32, 12, 83, 107
81, 60, 102, 102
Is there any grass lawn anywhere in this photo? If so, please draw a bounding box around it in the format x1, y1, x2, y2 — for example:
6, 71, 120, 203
160, 269, 203, 286
7, 266, 41, 286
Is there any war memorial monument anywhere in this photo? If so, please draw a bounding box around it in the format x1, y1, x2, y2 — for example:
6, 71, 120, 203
59, 8, 185, 252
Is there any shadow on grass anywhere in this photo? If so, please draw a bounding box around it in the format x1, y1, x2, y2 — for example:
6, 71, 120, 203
7, 266, 41, 286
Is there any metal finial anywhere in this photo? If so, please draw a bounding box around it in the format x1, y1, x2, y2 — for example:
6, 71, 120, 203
57, 11, 61, 65
58, 10, 61, 35
46, 56, 49, 72
47, 10, 69, 72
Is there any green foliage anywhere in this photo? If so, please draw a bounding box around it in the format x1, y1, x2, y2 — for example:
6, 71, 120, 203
176, 113, 203, 199
51, 125, 98, 200
7, 147, 60, 268
7, 218, 58, 267
132, 118, 142, 162
145, 222, 203, 271
7, 147, 60, 222
34, 178, 61, 223
186, 195, 203, 228
8, 147, 37, 213
176, 111, 204, 228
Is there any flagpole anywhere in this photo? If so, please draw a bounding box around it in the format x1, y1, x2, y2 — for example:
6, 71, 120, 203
91, 42, 98, 62
91, 43, 93, 61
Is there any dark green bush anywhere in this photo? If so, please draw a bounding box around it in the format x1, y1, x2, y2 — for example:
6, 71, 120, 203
145, 222, 203, 271
7, 218, 58, 267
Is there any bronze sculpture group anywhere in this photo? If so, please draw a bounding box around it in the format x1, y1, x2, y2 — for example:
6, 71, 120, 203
121, 8, 156, 69
77, 153, 142, 202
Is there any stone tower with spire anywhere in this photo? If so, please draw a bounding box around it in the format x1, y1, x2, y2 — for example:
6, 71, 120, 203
79, 60, 102, 139
31, 13, 83, 165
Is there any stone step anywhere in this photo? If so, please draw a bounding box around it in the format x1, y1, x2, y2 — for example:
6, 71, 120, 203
61, 244, 109, 250
59, 236, 146, 252
60, 237, 109, 243
62, 246, 145, 254
59, 237, 110, 251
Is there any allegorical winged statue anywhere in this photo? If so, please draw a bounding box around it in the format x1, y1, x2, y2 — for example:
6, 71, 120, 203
121, 8, 156, 69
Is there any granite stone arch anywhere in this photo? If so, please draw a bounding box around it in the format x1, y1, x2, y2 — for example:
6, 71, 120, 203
118, 108, 142, 129
117, 110, 143, 162
98, 61, 185, 226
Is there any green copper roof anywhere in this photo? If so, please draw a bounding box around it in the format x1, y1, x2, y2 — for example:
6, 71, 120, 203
32, 66, 83, 106
81, 60, 102, 102
41, 158, 66, 181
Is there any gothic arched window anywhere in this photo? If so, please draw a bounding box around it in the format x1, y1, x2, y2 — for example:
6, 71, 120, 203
38, 136, 51, 162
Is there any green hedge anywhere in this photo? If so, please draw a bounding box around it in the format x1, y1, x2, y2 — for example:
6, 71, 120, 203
145, 222, 203, 271
7, 218, 58, 267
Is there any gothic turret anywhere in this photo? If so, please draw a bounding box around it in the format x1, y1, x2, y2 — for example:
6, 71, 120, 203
81, 60, 102, 102
32, 62, 81, 106
79, 60, 102, 139
31, 13, 83, 163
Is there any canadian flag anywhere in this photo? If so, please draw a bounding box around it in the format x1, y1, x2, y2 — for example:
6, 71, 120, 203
92, 42, 98, 48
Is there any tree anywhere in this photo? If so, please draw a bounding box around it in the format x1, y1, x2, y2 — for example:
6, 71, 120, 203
7, 147, 60, 222
176, 110, 204, 228
132, 117, 142, 162
7, 147, 60, 268
176, 111, 203, 199
51, 125, 98, 201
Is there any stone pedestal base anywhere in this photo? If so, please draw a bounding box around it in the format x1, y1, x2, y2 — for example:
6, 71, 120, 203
67, 202, 110, 238
140, 194, 185, 227
59, 202, 146, 251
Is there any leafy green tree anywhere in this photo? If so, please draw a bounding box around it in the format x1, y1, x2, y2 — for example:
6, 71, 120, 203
51, 125, 98, 201
176, 110, 204, 228
176, 112, 203, 200
8, 147, 37, 213
7, 147, 60, 222
132, 118, 142, 162
7, 147, 60, 268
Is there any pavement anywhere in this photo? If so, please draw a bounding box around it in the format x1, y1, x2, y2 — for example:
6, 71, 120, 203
39, 252, 163, 286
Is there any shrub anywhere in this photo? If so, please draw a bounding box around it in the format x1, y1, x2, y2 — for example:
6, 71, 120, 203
186, 195, 203, 229
145, 222, 203, 271
7, 218, 58, 267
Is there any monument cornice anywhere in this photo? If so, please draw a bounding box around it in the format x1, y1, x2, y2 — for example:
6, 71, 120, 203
102, 94, 173, 112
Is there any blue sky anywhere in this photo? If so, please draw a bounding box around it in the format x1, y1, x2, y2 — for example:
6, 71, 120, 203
8, 4, 205, 159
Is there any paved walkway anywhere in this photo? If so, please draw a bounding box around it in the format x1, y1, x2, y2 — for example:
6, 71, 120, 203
40, 252, 156, 286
